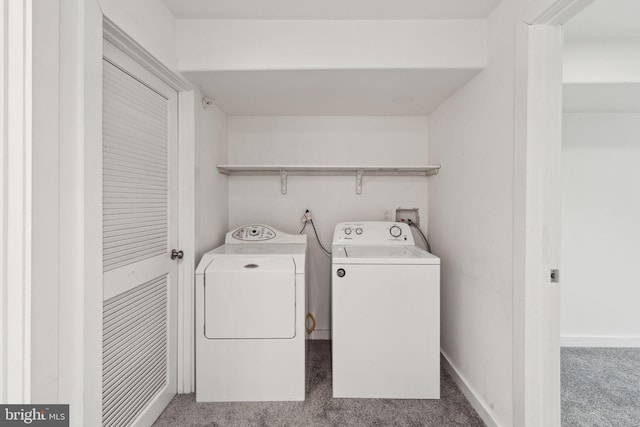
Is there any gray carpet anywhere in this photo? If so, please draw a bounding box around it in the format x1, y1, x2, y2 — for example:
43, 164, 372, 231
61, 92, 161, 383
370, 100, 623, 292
562, 347, 640, 426
154, 340, 484, 426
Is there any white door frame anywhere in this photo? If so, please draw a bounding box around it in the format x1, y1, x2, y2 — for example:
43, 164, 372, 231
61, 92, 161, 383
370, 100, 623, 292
1, 0, 33, 404
513, 1, 593, 425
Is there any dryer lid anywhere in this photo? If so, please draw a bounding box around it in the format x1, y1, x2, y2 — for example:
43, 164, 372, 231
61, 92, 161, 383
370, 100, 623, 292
206, 255, 295, 273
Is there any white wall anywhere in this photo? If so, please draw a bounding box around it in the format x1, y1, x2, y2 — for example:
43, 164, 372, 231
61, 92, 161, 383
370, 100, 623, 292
56, 1, 104, 423
561, 113, 640, 347
563, 38, 640, 84
176, 20, 486, 71
227, 116, 429, 338
195, 101, 229, 262
31, 0, 60, 403
427, 1, 520, 425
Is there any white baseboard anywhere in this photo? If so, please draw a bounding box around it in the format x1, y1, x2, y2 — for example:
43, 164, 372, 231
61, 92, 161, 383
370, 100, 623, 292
308, 329, 331, 340
441, 351, 500, 427
560, 335, 640, 348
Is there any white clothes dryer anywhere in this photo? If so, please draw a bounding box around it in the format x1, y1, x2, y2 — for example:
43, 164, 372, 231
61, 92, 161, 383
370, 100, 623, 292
195, 225, 307, 402
331, 221, 440, 399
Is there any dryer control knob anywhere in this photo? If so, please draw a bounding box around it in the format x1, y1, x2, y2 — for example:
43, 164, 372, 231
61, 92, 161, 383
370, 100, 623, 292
344, 228, 352, 235
389, 225, 402, 237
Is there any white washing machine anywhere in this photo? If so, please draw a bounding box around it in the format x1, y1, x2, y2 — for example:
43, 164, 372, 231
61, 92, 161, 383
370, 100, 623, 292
195, 224, 307, 402
331, 221, 440, 399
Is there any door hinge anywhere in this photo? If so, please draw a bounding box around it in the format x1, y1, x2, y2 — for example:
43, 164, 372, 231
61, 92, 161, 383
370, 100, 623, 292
550, 269, 560, 283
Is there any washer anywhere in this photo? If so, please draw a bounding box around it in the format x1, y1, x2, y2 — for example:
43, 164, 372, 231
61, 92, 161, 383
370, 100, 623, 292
331, 221, 440, 399
195, 224, 307, 402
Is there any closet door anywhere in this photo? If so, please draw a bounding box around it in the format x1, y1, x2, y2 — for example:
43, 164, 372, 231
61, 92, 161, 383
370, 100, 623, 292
102, 40, 178, 427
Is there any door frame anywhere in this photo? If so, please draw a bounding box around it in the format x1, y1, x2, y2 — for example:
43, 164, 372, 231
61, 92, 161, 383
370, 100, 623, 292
513, 0, 594, 425
1, 0, 33, 404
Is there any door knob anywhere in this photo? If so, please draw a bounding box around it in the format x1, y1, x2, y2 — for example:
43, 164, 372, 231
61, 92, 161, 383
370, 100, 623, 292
171, 249, 184, 260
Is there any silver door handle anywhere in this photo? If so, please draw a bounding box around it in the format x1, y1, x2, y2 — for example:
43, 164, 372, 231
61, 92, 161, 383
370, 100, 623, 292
171, 249, 184, 260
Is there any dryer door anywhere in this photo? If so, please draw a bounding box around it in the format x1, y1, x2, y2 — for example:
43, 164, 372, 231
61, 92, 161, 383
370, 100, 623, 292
205, 256, 296, 339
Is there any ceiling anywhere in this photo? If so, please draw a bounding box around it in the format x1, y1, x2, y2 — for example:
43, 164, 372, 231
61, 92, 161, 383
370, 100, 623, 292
563, 0, 640, 112
186, 69, 482, 116
162, 0, 502, 20
564, 0, 640, 39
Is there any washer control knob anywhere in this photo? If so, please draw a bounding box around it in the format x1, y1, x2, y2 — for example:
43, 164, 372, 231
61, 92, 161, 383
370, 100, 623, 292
355, 227, 363, 235
344, 228, 352, 235
389, 225, 402, 237
336, 268, 346, 278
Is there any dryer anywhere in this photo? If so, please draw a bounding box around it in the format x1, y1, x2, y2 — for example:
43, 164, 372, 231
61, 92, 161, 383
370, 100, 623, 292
331, 221, 440, 399
195, 224, 307, 402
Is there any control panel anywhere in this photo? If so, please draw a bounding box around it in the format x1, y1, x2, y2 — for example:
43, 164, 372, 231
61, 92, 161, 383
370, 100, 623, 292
225, 224, 307, 245
231, 225, 276, 241
332, 222, 415, 245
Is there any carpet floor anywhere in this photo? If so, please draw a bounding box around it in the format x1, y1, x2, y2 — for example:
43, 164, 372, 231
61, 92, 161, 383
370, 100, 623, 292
562, 347, 640, 426
154, 340, 484, 426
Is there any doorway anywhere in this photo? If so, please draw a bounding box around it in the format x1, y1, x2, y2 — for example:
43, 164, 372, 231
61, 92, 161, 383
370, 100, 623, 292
560, 0, 640, 423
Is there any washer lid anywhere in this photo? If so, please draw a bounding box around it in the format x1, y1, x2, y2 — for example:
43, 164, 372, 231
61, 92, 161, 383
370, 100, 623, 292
221, 243, 306, 256
333, 245, 440, 265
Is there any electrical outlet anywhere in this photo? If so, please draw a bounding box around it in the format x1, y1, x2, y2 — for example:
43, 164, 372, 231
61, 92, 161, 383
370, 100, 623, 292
396, 207, 420, 226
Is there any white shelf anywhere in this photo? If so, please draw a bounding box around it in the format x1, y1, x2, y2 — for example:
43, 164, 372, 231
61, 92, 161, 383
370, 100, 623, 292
217, 164, 440, 194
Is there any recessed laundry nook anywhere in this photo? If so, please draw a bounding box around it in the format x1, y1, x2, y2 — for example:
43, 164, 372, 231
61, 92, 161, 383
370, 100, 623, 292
149, 1, 491, 417
17, 0, 630, 427
145, 4, 488, 418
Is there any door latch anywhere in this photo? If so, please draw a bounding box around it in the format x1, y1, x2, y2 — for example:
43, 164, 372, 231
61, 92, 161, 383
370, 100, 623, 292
550, 269, 559, 283
171, 249, 184, 260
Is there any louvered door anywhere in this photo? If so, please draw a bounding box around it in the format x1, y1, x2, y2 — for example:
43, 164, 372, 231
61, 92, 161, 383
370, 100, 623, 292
102, 40, 178, 427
